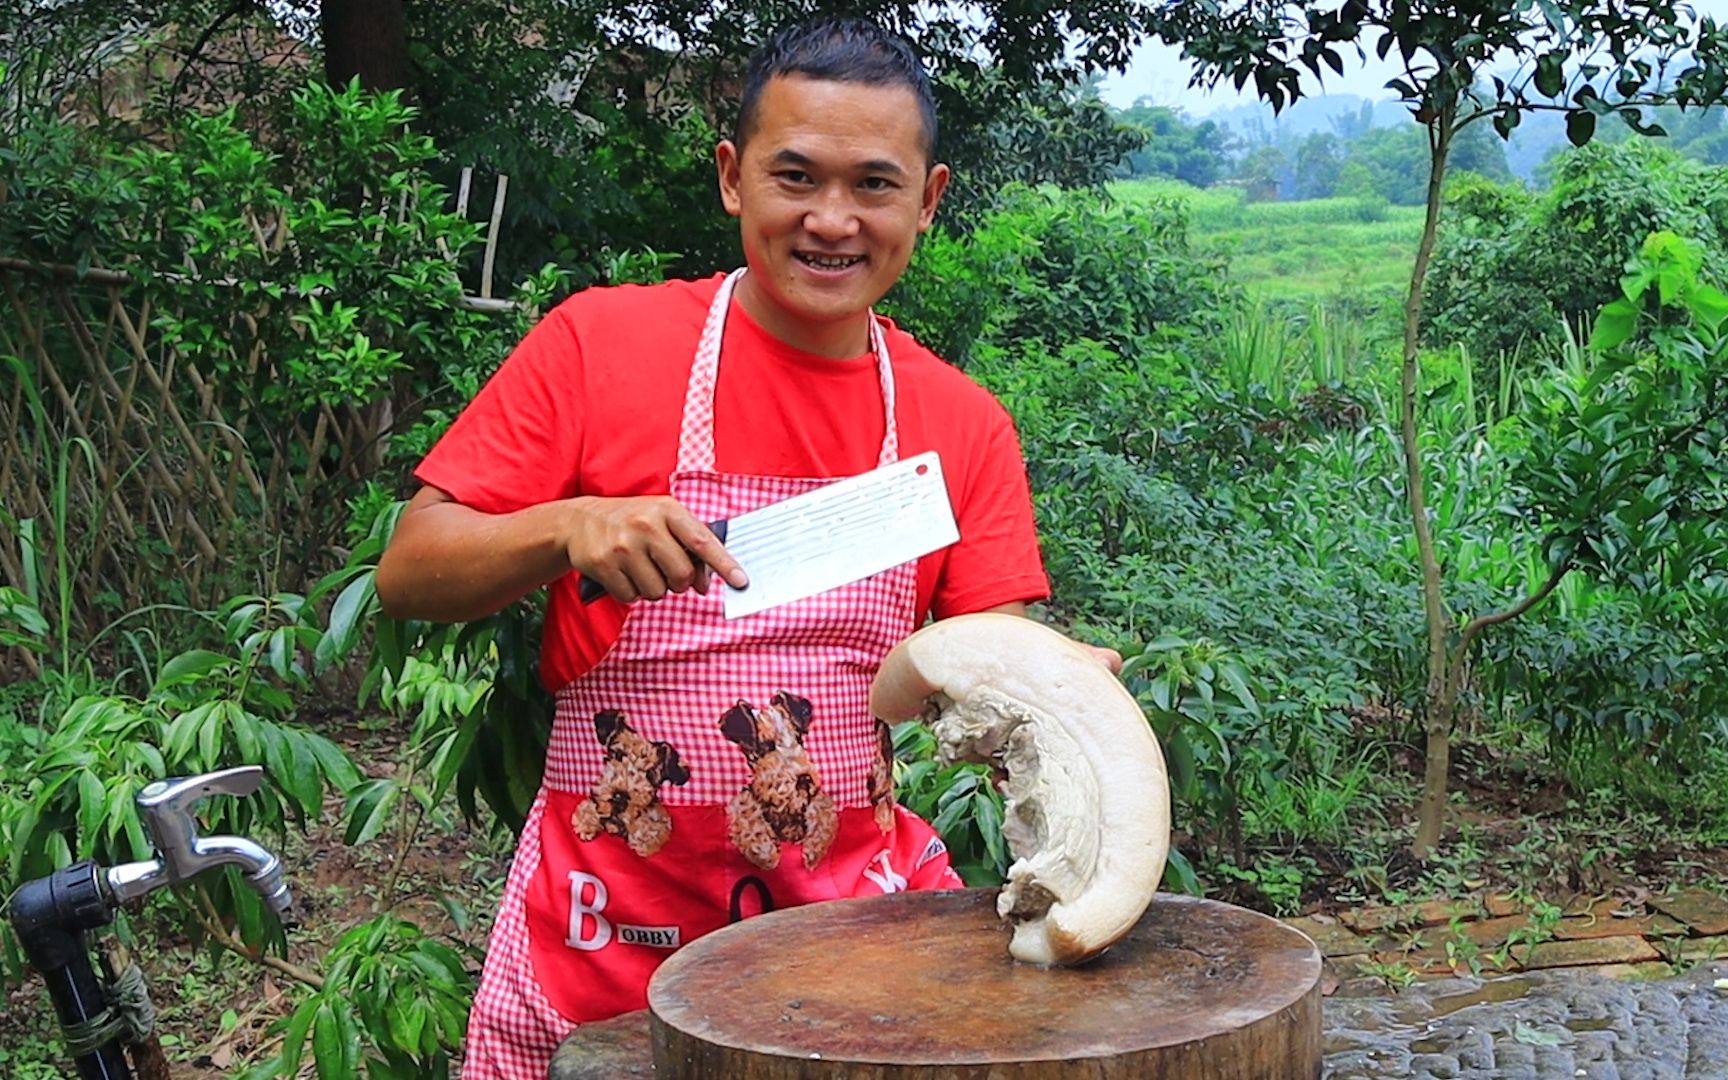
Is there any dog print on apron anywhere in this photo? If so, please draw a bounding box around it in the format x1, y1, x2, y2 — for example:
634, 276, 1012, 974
462, 270, 962, 1080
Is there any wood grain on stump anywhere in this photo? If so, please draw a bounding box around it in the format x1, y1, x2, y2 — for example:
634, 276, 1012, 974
646, 888, 1322, 1078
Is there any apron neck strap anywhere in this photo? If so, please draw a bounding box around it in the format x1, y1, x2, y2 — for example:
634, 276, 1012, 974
676, 269, 899, 475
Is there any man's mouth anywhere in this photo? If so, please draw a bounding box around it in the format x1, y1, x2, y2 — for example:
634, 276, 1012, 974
795, 252, 865, 271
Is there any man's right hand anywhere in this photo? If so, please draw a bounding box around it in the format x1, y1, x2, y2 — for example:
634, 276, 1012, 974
376, 486, 748, 623
563, 496, 748, 603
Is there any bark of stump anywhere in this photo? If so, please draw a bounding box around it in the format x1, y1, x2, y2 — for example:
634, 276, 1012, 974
548, 1009, 654, 1079
646, 888, 1322, 1078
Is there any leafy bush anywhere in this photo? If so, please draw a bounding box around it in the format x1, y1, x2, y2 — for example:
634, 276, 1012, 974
245, 916, 473, 1080
1425, 141, 1728, 360
888, 184, 1230, 369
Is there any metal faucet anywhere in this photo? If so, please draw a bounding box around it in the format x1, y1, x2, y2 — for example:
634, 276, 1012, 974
105, 765, 298, 928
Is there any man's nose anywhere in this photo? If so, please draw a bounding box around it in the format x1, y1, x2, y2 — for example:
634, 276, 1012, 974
803, 186, 861, 239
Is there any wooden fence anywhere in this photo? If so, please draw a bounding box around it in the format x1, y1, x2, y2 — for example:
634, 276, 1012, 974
0, 172, 520, 654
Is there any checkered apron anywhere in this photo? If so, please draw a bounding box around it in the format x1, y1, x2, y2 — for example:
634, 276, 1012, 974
461, 270, 963, 1079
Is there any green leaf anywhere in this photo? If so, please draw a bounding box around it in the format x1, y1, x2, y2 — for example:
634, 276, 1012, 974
386, 995, 419, 1053
154, 649, 231, 692
973, 791, 1007, 871
1534, 51, 1564, 98
305, 730, 363, 792
345, 779, 401, 846
1688, 284, 1728, 333
166, 703, 216, 764
1590, 301, 1638, 351
280, 728, 325, 812
316, 570, 376, 672
312, 1003, 344, 1080
1162, 847, 1203, 896
266, 626, 294, 680
1566, 110, 1596, 147
76, 771, 107, 856
197, 703, 223, 766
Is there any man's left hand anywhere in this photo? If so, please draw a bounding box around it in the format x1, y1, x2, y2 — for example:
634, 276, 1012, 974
1081, 643, 1124, 675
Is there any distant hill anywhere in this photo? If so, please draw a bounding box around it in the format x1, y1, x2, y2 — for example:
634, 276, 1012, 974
1201, 95, 1408, 142
1198, 93, 1581, 183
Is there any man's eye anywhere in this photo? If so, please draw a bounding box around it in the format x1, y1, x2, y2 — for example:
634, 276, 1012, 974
861, 177, 897, 191
777, 170, 813, 184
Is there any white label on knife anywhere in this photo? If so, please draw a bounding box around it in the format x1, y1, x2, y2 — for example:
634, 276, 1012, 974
722, 451, 959, 620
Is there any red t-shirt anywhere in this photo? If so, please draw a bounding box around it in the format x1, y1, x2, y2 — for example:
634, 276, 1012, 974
416, 275, 1048, 690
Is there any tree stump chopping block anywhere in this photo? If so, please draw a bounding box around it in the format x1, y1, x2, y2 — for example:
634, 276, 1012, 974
646, 888, 1322, 1078
548, 1009, 654, 1079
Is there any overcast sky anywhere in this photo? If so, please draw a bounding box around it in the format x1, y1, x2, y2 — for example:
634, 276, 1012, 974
1100, 0, 1728, 114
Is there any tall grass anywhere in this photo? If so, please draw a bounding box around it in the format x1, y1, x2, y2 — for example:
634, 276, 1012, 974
1220, 300, 1297, 403
1303, 304, 1369, 387
3, 357, 110, 705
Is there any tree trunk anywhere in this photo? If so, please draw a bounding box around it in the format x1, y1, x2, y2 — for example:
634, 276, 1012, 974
321, 0, 409, 92
1413, 660, 1462, 855
1404, 112, 1455, 859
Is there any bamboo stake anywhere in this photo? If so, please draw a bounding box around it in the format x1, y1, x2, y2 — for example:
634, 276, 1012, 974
456, 166, 473, 216
5, 281, 142, 543
109, 297, 239, 522
481, 173, 508, 300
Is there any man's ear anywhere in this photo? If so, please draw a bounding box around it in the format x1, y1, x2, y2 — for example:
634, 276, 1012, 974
917, 162, 951, 233
716, 139, 744, 217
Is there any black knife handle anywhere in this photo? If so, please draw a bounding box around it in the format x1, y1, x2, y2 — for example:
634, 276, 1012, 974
577, 519, 729, 604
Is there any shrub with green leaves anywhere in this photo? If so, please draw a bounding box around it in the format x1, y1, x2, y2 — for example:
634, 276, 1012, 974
1425, 141, 1728, 361
243, 915, 473, 1080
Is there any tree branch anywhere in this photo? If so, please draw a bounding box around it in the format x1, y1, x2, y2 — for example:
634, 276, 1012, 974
191, 890, 324, 990
168, 0, 259, 110
1456, 555, 1574, 662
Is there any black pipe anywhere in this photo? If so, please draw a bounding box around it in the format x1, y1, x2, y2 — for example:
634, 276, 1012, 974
7, 861, 133, 1080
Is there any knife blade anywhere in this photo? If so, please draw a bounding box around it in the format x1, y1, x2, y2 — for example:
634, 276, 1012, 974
574, 452, 958, 618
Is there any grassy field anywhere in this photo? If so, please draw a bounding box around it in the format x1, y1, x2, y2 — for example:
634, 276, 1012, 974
1111, 178, 1425, 304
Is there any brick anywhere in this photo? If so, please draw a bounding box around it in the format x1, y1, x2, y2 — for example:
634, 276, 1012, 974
1518, 936, 1661, 971
1413, 898, 1491, 927
1485, 893, 1529, 918
1676, 936, 1728, 964
1551, 912, 1689, 941
1283, 916, 1377, 957
1649, 888, 1728, 936
1340, 898, 1486, 932
1371, 948, 1456, 976
1453, 915, 1539, 949
1339, 904, 1417, 932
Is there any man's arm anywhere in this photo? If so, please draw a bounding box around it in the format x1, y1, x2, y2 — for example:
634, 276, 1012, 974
975, 601, 1123, 674
375, 485, 747, 623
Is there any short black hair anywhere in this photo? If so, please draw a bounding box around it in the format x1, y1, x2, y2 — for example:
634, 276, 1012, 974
735, 16, 938, 163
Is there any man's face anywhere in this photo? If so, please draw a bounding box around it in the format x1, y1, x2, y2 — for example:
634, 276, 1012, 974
717, 74, 949, 357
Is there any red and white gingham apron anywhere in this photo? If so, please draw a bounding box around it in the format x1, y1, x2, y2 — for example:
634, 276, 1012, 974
461, 270, 963, 1079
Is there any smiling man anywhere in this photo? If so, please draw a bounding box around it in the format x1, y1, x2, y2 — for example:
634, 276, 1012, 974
375, 17, 1052, 1079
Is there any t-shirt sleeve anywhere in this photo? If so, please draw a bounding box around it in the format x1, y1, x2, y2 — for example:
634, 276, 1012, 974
930, 399, 1049, 618
415, 305, 585, 512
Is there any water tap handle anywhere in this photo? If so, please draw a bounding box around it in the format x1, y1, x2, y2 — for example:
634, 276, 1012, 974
116, 765, 298, 928
136, 766, 263, 876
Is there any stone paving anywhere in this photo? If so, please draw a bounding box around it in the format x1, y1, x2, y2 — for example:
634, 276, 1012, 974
1293, 886, 1728, 1078
1322, 962, 1728, 1079
1284, 886, 1728, 982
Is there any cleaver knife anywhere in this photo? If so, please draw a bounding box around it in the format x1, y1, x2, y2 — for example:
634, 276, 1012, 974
576, 451, 959, 619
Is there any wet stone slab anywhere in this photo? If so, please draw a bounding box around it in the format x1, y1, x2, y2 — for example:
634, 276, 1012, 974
1651, 888, 1728, 937
1323, 961, 1728, 1079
